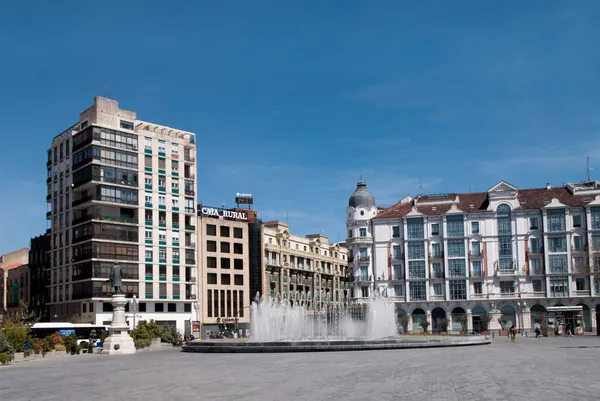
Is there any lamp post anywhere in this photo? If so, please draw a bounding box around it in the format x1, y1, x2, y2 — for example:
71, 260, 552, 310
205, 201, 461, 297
193, 300, 199, 339
130, 295, 139, 330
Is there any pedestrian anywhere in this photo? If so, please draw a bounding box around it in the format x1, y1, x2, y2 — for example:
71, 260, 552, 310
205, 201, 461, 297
509, 325, 517, 343
566, 323, 574, 337
535, 327, 541, 338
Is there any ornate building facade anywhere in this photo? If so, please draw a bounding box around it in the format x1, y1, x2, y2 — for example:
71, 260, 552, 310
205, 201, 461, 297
347, 179, 600, 334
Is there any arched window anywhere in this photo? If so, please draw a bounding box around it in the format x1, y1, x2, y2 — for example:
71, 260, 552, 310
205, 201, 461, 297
497, 204, 513, 270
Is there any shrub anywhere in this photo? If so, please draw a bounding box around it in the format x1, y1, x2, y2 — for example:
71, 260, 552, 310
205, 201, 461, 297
31, 340, 43, 355
63, 334, 80, 355
453, 314, 469, 333
50, 332, 64, 346
80, 341, 89, 352
2, 322, 29, 352
130, 320, 162, 349
24, 350, 32, 357
396, 316, 409, 333
0, 331, 14, 356
55, 344, 66, 352
435, 317, 449, 332
481, 314, 493, 330
418, 319, 430, 333
134, 338, 151, 350
0, 353, 12, 365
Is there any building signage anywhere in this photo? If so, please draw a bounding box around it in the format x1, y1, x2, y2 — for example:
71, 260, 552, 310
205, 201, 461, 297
200, 206, 248, 221
235, 193, 254, 205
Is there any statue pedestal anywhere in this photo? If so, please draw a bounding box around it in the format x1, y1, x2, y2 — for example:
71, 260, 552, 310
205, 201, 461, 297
103, 293, 136, 355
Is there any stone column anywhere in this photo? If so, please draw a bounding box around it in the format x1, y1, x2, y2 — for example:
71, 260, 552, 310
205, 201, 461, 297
591, 308, 598, 334
521, 309, 532, 332
103, 293, 136, 355
407, 314, 413, 333
489, 302, 502, 331
467, 311, 473, 333
426, 311, 432, 334
446, 314, 453, 334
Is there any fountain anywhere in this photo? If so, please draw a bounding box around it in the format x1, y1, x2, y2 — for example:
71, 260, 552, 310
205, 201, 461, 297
182, 287, 491, 353
250, 289, 396, 342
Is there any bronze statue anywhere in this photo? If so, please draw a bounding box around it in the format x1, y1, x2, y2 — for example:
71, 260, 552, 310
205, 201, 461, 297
109, 263, 123, 294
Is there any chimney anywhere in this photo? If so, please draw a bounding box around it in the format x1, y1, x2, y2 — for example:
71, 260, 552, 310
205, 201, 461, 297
546, 183, 551, 190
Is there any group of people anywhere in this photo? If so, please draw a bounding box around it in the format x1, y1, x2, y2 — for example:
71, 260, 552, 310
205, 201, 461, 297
509, 321, 577, 342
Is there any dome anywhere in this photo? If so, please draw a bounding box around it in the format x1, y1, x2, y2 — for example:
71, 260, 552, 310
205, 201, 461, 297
348, 177, 376, 208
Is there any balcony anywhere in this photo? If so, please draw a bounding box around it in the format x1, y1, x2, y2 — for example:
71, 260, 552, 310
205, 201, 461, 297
184, 154, 195, 163
469, 250, 482, 258
571, 247, 587, 255
358, 255, 370, 262
184, 224, 195, 231
345, 236, 373, 244
72, 214, 93, 225
429, 295, 444, 301
574, 289, 591, 297
470, 293, 487, 299
528, 246, 544, 255
429, 251, 444, 260
430, 271, 444, 279
470, 270, 484, 278
46, 211, 52, 219
185, 242, 196, 248
97, 215, 138, 225
185, 258, 196, 265
72, 195, 93, 208
46, 160, 52, 167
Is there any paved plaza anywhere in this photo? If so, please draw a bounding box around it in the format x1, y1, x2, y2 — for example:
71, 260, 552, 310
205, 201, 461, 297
2, 336, 600, 401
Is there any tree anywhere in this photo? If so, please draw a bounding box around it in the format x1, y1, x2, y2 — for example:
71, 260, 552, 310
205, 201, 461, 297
418, 319, 430, 333
396, 316, 409, 333
69, 314, 86, 324
435, 317, 449, 332
453, 314, 469, 333
497, 317, 508, 330
481, 314, 493, 331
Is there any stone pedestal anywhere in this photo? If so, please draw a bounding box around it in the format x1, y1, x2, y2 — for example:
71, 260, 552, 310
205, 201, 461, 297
103, 293, 136, 355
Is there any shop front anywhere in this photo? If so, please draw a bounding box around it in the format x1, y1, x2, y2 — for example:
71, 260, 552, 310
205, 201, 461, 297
546, 306, 584, 335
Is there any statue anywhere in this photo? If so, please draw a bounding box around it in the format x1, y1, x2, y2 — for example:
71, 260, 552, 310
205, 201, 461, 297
109, 263, 123, 294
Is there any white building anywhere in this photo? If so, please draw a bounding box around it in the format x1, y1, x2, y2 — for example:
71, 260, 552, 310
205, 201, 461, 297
47, 97, 197, 334
346, 179, 600, 334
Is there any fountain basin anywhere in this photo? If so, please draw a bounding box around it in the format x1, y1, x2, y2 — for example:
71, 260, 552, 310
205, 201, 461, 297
181, 336, 491, 353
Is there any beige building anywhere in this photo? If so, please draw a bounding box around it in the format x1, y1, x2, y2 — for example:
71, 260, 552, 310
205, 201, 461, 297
262, 221, 349, 307
197, 206, 255, 337
0, 248, 30, 314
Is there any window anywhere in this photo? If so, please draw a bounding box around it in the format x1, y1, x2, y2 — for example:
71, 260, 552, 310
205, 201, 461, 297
221, 242, 230, 253
207, 241, 217, 252
530, 237, 539, 253
221, 274, 231, 285
159, 248, 167, 261
173, 198, 179, 209
158, 176, 166, 187
234, 275, 244, 285
145, 137, 152, 150
158, 230, 166, 242
158, 140, 166, 153
500, 281, 514, 294
145, 210, 152, 224
548, 236, 567, 253
207, 226, 218, 239
591, 207, 600, 230
431, 223, 440, 236
530, 217, 538, 230
234, 259, 243, 270
184, 198, 194, 213
473, 282, 482, 294
549, 255, 568, 273
472, 241, 480, 256
234, 227, 243, 239
172, 160, 179, 173
432, 282, 443, 296
446, 215, 464, 237
145, 248, 153, 260
408, 261, 426, 278
392, 245, 402, 259
471, 221, 479, 234
407, 218, 424, 239
409, 282, 426, 301
145, 283, 153, 298
393, 264, 403, 280
359, 228, 367, 237
348, 230, 352, 238
158, 195, 166, 206
392, 226, 400, 238
573, 215, 581, 228
497, 205, 513, 270
549, 276, 568, 297
233, 243, 243, 254
145, 192, 152, 204
221, 258, 230, 269
120, 120, 134, 130
524, 259, 540, 277
576, 278, 586, 291
159, 265, 166, 278
447, 240, 465, 257
171, 143, 179, 155
532, 279, 542, 292
171, 180, 179, 191
220, 226, 230, 237
144, 175, 152, 187
448, 259, 466, 277
207, 273, 217, 284
145, 229, 152, 239
145, 264, 153, 277
432, 263, 443, 278
407, 242, 424, 260
394, 285, 403, 296
547, 209, 566, 232
156, 302, 164, 312
168, 303, 177, 312
431, 243, 441, 258
359, 266, 368, 281
472, 261, 483, 277
574, 236, 583, 251
207, 257, 217, 268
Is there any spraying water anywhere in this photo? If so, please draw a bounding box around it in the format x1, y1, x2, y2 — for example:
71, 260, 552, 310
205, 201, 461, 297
250, 289, 396, 342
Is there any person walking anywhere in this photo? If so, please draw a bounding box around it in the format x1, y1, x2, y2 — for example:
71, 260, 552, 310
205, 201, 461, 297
509, 325, 517, 343
535, 327, 541, 338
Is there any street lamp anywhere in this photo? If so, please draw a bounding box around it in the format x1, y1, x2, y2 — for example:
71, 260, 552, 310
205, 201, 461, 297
193, 300, 200, 339
130, 295, 139, 329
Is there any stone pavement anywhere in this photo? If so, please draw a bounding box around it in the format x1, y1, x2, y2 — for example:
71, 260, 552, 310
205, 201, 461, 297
2, 336, 600, 401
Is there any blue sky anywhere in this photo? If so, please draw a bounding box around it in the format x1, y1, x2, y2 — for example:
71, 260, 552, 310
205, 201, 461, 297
1, 1, 599, 254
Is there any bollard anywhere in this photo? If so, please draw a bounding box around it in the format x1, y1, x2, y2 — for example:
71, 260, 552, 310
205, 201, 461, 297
492, 332, 495, 339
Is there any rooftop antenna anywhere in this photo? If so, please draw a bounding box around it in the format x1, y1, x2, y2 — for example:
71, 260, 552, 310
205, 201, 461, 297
587, 156, 593, 182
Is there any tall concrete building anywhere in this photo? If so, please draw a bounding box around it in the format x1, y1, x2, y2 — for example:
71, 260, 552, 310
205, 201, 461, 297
347, 179, 600, 335
262, 221, 349, 307
47, 97, 197, 333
